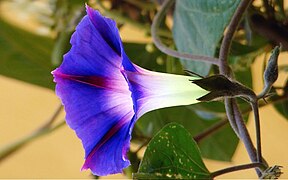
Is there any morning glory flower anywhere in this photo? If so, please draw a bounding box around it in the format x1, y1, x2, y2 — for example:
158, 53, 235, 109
52, 5, 207, 176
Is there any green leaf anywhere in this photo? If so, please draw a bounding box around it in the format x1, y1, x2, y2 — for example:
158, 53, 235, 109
274, 99, 288, 119
124, 43, 167, 73
125, 43, 242, 161
274, 0, 286, 20
173, 0, 240, 76
234, 66, 253, 111
52, 1, 84, 65
136, 106, 239, 161
0, 19, 55, 89
189, 101, 226, 122
135, 123, 211, 179
125, 42, 185, 75
273, 79, 288, 120
234, 66, 253, 89
229, 41, 265, 72
165, 53, 185, 75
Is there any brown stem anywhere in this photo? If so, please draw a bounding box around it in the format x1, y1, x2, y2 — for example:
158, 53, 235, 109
251, 101, 263, 163
151, 0, 220, 65
219, 0, 252, 76
193, 119, 228, 143
211, 162, 264, 178
0, 105, 64, 163
218, 0, 262, 177
38, 104, 63, 131
194, 94, 288, 143
231, 100, 257, 161
225, 99, 240, 137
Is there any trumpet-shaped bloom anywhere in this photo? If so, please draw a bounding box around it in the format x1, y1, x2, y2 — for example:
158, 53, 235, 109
52, 5, 207, 176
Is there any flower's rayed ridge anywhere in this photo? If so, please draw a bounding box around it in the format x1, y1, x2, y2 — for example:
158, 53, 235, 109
52, 5, 207, 176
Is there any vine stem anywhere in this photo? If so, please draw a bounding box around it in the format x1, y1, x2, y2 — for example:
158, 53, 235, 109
219, 0, 253, 76
194, 94, 288, 143
224, 99, 240, 137
38, 104, 63, 131
217, 0, 263, 177
251, 100, 263, 163
230, 99, 264, 175
94, 0, 171, 38
151, 0, 220, 65
193, 119, 227, 143
151, 0, 265, 177
211, 162, 264, 178
0, 105, 65, 163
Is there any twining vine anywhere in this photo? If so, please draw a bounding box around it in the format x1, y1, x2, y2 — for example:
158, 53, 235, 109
151, 0, 282, 178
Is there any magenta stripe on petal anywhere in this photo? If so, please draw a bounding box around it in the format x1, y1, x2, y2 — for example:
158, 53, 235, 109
53, 69, 128, 93
81, 111, 134, 172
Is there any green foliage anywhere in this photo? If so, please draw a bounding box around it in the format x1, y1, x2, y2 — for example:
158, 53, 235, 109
272, 79, 288, 119
124, 43, 167, 72
229, 41, 266, 72
0, 19, 165, 90
234, 66, 253, 89
135, 123, 211, 179
126, 42, 185, 75
136, 106, 238, 161
51, 1, 85, 65
173, 0, 240, 76
0, 19, 55, 89
274, 100, 288, 119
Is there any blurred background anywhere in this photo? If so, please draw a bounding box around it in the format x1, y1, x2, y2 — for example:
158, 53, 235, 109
0, 0, 287, 179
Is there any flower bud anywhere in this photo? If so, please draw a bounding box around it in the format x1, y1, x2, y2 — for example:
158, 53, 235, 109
260, 165, 283, 179
264, 46, 280, 87
191, 75, 255, 102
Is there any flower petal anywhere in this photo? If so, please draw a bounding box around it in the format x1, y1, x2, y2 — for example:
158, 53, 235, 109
82, 113, 136, 176
124, 65, 208, 117
86, 5, 122, 56
53, 5, 208, 177
52, 5, 135, 176
57, 6, 124, 78
53, 72, 134, 175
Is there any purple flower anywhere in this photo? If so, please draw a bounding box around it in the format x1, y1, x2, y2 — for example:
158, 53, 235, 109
52, 5, 207, 176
